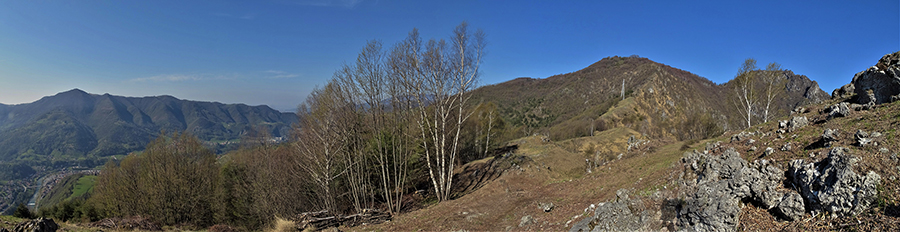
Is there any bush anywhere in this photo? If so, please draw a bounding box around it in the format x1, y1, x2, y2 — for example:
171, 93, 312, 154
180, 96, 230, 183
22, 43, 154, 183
13, 203, 34, 219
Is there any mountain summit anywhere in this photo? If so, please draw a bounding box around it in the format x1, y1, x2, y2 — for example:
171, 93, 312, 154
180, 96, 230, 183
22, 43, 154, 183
0, 89, 297, 162
470, 56, 828, 141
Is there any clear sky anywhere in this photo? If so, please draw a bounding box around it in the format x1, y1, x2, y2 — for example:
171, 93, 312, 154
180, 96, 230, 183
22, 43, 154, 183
1, 1, 897, 112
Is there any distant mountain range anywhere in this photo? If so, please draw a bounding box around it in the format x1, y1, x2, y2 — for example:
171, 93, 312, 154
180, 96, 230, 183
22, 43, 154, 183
469, 56, 828, 141
0, 89, 297, 162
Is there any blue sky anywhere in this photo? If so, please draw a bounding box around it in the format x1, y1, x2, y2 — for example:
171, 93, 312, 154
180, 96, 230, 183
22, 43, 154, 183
1, 1, 897, 112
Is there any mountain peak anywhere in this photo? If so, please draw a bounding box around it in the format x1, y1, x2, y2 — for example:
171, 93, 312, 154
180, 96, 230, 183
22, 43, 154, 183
60, 88, 89, 95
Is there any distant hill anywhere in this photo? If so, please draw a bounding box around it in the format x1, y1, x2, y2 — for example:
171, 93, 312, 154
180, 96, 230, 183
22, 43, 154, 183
0, 89, 297, 162
469, 56, 828, 141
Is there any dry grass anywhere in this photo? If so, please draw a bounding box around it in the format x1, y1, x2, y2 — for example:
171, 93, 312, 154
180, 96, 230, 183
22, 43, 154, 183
353, 127, 688, 231
267, 217, 297, 232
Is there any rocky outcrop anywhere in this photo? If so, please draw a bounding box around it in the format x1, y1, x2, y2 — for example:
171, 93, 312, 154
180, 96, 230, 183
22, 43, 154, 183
569, 189, 657, 232
845, 51, 900, 104
832, 83, 856, 99
788, 147, 881, 216
678, 148, 786, 231
12, 218, 59, 232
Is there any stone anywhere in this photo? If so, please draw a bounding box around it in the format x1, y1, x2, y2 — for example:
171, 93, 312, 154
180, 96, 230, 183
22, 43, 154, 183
774, 192, 805, 221
787, 116, 808, 132
764, 147, 775, 156
832, 83, 856, 99
538, 202, 554, 212
13, 218, 59, 232
569, 189, 657, 232
749, 146, 757, 152
855, 129, 876, 147
746, 139, 756, 145
822, 129, 839, 147
826, 102, 851, 119
852, 51, 900, 105
519, 215, 534, 228
778, 120, 789, 129
781, 142, 792, 151
880, 148, 891, 153
788, 147, 882, 216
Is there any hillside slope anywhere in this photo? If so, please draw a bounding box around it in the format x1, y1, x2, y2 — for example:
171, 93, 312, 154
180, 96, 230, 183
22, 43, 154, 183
355, 53, 896, 232
469, 56, 828, 141
0, 89, 297, 161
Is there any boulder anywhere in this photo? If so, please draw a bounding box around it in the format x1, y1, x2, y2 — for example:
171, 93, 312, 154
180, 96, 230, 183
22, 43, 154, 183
570, 189, 653, 232
825, 102, 851, 119
832, 83, 855, 99
13, 218, 59, 232
821, 129, 839, 147
855, 129, 880, 147
519, 215, 534, 228
852, 51, 900, 105
788, 147, 881, 216
786, 116, 808, 132
774, 192, 805, 221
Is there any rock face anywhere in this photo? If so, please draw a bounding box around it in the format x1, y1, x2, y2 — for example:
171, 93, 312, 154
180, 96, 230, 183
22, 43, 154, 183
849, 51, 900, 104
678, 148, 785, 231
788, 147, 882, 216
13, 218, 59, 232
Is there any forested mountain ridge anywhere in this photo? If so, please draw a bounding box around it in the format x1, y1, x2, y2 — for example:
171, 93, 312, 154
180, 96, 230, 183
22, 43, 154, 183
469, 56, 828, 141
0, 89, 297, 161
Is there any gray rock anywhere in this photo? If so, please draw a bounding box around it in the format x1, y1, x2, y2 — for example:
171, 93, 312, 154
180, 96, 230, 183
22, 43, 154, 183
749, 146, 757, 152
778, 120, 789, 129
13, 218, 59, 232
822, 129, 839, 147
781, 142, 792, 151
679, 182, 742, 232
731, 132, 754, 142
764, 147, 775, 156
832, 83, 855, 99
538, 202, 554, 212
880, 147, 890, 153
855, 129, 877, 147
852, 51, 900, 105
519, 215, 534, 228
787, 116, 808, 132
826, 102, 851, 119
774, 192, 805, 221
569, 190, 652, 232
678, 149, 785, 231
788, 147, 882, 216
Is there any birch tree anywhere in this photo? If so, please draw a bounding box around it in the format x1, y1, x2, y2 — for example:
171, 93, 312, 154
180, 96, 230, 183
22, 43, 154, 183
733, 58, 758, 129
761, 62, 785, 124
404, 22, 485, 202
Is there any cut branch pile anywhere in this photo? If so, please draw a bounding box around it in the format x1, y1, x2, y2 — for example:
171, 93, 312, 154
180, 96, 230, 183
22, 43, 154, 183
293, 209, 391, 230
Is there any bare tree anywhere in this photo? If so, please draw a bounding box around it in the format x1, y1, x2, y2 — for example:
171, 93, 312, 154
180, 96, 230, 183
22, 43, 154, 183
293, 83, 352, 214
404, 22, 485, 202
733, 58, 758, 129
761, 62, 785, 124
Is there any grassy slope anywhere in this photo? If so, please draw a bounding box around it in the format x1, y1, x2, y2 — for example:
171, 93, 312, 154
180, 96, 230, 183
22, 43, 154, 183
356, 127, 690, 231
356, 96, 899, 231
